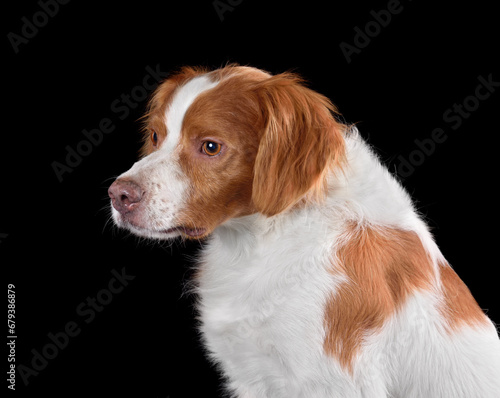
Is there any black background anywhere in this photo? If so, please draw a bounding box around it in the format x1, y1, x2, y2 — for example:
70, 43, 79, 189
3, 0, 499, 397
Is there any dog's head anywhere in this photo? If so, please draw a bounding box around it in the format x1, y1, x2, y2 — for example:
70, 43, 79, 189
108, 65, 346, 239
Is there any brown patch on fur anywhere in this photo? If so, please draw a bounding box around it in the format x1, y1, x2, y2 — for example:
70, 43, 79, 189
438, 261, 489, 332
175, 67, 268, 237
323, 224, 434, 373
210, 63, 272, 82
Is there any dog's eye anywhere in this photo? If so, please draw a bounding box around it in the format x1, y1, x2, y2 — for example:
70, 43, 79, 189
202, 141, 222, 156
151, 130, 158, 147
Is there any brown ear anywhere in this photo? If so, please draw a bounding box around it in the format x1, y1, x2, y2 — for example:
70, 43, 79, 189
252, 73, 346, 216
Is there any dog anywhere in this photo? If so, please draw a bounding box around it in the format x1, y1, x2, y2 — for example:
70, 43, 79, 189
108, 65, 500, 397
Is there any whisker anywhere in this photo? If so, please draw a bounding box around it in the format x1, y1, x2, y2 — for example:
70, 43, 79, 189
101, 175, 119, 185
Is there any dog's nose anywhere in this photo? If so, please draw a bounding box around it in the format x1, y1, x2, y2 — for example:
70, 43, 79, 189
108, 179, 144, 215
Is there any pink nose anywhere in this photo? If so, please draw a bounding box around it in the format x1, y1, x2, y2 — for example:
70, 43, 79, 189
108, 179, 144, 215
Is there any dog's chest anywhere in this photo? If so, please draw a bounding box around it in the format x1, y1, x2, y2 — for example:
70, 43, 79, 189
196, 228, 337, 387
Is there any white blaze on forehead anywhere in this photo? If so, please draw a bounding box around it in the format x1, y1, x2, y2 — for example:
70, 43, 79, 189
164, 74, 219, 151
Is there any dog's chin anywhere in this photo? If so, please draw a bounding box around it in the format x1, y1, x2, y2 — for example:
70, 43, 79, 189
125, 223, 183, 240
126, 225, 208, 240
113, 218, 207, 240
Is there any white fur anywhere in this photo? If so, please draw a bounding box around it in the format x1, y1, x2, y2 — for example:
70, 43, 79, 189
110, 149, 188, 239
196, 130, 500, 397
165, 75, 218, 152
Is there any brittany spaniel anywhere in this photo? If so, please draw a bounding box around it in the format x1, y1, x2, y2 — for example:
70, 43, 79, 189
108, 65, 500, 397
